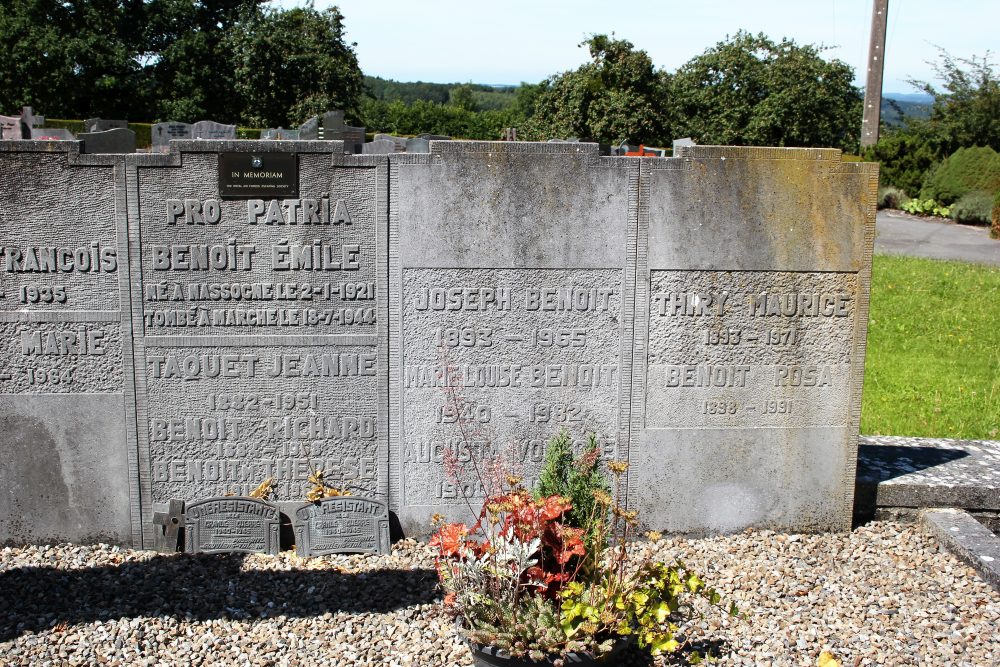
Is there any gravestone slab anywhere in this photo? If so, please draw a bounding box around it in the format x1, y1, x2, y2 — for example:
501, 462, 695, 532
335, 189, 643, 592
362, 139, 397, 154
0, 143, 138, 546
628, 146, 876, 533
128, 141, 389, 548
299, 117, 320, 140
388, 142, 637, 534
30, 128, 75, 141
151, 122, 193, 151
21, 107, 44, 128
261, 128, 301, 141
373, 134, 406, 152
83, 118, 127, 133
191, 120, 236, 140
184, 497, 281, 554
294, 496, 390, 555
1, 114, 28, 139
672, 137, 696, 157
418, 134, 451, 141
405, 137, 430, 153
80, 128, 137, 154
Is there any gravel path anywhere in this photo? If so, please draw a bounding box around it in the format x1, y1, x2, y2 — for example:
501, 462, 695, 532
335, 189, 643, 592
2, 520, 997, 666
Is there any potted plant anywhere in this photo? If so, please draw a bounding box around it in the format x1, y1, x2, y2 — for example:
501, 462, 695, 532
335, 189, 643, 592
430, 432, 737, 665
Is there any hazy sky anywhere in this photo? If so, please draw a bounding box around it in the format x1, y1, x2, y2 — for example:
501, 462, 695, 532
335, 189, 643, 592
275, 0, 998, 93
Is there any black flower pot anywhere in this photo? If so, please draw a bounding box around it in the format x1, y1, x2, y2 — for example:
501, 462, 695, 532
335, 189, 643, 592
466, 637, 631, 667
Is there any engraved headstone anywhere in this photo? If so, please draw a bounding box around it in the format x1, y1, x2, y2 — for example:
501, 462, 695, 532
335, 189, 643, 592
299, 116, 320, 140
30, 127, 75, 141
362, 138, 397, 154
83, 118, 127, 133
184, 497, 281, 554
294, 496, 390, 556
0, 143, 137, 546
628, 146, 875, 533
191, 120, 236, 140
389, 142, 637, 534
320, 111, 365, 153
129, 141, 388, 547
261, 128, 301, 140
1, 114, 29, 139
151, 122, 193, 151
672, 137, 696, 157
79, 127, 136, 153
373, 134, 406, 152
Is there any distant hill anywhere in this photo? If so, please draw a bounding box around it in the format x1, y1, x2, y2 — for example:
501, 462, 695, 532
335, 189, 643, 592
363, 76, 517, 110
882, 95, 932, 127
884, 92, 934, 104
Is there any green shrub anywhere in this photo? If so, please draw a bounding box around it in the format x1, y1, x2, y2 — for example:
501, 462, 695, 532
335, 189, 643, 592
951, 190, 996, 225
901, 198, 951, 218
878, 186, 910, 209
992, 191, 1000, 239
863, 130, 939, 195
920, 146, 1000, 205
535, 430, 610, 549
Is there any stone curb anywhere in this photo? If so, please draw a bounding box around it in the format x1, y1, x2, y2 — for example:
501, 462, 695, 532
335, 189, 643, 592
920, 508, 1000, 591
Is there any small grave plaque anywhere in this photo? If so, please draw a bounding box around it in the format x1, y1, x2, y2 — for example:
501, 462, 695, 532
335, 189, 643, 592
184, 497, 281, 554
218, 152, 298, 198
83, 118, 127, 133
294, 496, 390, 556
151, 122, 193, 151
1, 114, 28, 139
192, 120, 236, 140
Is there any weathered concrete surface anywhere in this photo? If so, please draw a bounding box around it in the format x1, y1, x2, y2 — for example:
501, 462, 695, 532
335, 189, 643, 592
856, 435, 1000, 512
631, 147, 877, 534
875, 211, 1000, 266
921, 508, 1000, 591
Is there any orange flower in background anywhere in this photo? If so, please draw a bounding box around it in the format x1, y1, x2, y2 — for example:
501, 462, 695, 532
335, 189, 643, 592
538, 495, 572, 521
430, 522, 469, 557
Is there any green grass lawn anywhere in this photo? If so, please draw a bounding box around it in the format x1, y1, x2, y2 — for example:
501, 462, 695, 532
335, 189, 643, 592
862, 254, 1000, 439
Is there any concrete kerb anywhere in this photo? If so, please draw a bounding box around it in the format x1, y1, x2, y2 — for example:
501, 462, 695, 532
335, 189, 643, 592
921, 508, 1000, 592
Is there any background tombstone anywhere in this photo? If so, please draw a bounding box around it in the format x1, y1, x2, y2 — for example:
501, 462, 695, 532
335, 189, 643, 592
151, 122, 193, 152
184, 497, 281, 554
373, 134, 406, 152
362, 138, 397, 154
418, 134, 450, 141
299, 116, 320, 140
79, 127, 136, 154
388, 142, 637, 535
83, 118, 127, 133
128, 141, 389, 547
30, 127, 75, 141
21, 107, 45, 129
672, 137, 696, 157
404, 137, 430, 153
629, 146, 877, 533
191, 120, 236, 140
320, 111, 365, 153
0, 142, 138, 546
0, 114, 29, 139
261, 128, 301, 140
294, 496, 390, 556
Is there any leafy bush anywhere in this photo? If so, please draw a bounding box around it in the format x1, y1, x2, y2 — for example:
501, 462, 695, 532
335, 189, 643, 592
992, 191, 1000, 239
920, 146, 1000, 204
951, 190, 996, 225
864, 128, 940, 194
878, 186, 910, 209
901, 198, 951, 218
535, 431, 609, 550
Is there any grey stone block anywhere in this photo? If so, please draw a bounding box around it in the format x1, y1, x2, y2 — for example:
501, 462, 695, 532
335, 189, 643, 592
191, 120, 236, 140
921, 508, 1000, 591
184, 497, 281, 554
80, 128, 136, 154
151, 122, 193, 151
294, 496, 390, 556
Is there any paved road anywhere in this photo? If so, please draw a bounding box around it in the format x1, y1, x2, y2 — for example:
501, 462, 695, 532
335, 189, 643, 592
875, 210, 1000, 266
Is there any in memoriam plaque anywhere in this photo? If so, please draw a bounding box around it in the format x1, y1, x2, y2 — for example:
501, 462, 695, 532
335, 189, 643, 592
128, 140, 388, 547
0, 142, 138, 546
184, 496, 281, 554
294, 495, 390, 555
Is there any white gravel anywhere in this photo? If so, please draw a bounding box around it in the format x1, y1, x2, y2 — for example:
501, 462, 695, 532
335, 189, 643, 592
1, 520, 997, 666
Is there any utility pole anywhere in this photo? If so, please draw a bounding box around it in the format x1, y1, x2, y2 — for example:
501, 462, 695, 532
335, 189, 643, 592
861, 0, 889, 147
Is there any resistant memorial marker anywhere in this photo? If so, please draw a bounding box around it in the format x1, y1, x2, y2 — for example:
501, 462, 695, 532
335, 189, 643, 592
127, 140, 388, 547
294, 496, 390, 555
184, 496, 281, 554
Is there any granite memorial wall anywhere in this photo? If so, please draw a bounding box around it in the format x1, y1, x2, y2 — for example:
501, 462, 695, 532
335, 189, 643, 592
0, 139, 876, 548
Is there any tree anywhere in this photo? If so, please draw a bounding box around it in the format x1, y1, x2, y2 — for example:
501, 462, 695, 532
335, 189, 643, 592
669, 32, 862, 151
227, 4, 363, 128
523, 35, 671, 145
0, 0, 143, 118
